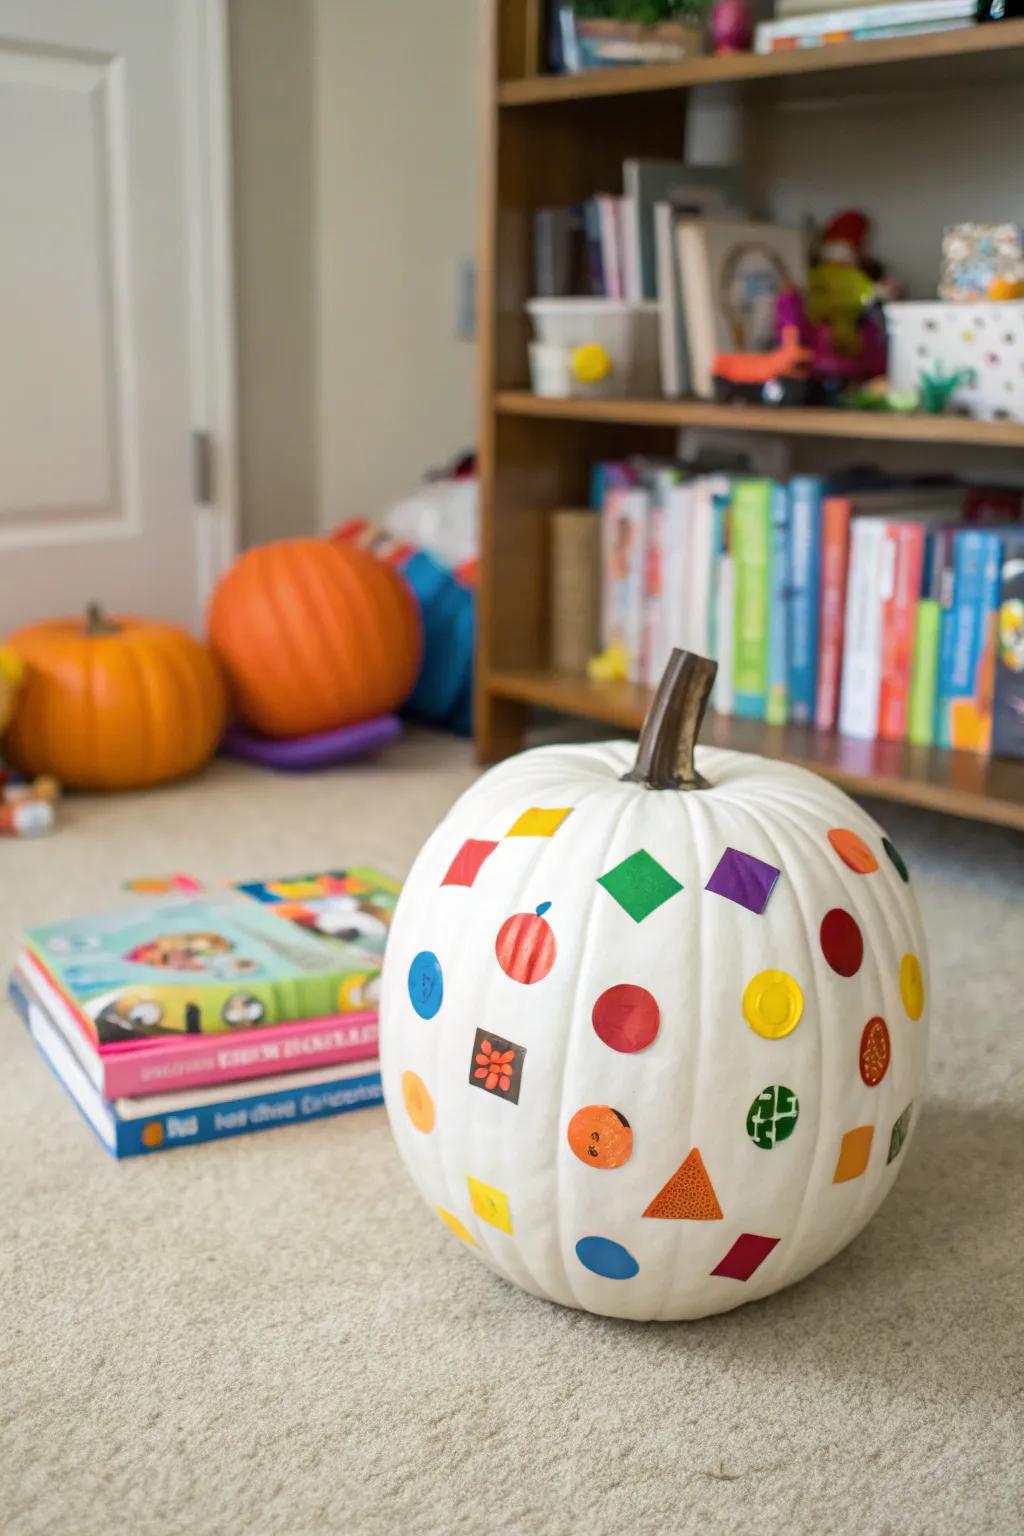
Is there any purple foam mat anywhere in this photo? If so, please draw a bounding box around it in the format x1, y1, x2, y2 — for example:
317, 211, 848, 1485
221, 714, 402, 770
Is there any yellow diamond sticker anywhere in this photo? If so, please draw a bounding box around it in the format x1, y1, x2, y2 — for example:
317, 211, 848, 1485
743, 969, 804, 1040
504, 806, 572, 839
466, 1175, 513, 1234
437, 1207, 476, 1246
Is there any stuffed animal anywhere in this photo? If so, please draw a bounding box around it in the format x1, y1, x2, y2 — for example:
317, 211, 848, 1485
0, 645, 57, 836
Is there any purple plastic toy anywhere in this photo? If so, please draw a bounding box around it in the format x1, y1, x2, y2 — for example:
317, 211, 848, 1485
221, 715, 402, 771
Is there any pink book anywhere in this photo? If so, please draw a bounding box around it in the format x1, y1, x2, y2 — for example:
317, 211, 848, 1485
18, 950, 378, 1099
815, 496, 850, 732
877, 521, 926, 742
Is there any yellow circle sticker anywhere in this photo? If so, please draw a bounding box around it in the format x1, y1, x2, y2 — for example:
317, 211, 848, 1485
900, 953, 924, 1020
402, 1070, 435, 1134
743, 969, 804, 1040
571, 343, 612, 384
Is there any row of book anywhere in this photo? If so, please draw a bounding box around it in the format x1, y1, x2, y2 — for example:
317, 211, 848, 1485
597, 461, 1024, 757
755, 0, 976, 51
11, 869, 399, 1157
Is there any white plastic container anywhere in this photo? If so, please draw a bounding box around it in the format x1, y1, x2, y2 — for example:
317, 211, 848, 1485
885, 300, 1024, 423
526, 298, 660, 399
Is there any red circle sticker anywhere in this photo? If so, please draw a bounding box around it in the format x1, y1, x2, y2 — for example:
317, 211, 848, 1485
859, 1016, 891, 1086
820, 907, 864, 977
591, 984, 660, 1053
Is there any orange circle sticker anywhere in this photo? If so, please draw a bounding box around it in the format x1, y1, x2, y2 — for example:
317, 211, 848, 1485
402, 1070, 435, 1134
567, 1105, 633, 1169
141, 1121, 164, 1149
828, 828, 879, 874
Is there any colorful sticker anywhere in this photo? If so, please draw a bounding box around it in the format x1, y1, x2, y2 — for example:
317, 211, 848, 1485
504, 807, 572, 839
859, 1017, 891, 1087
597, 850, 683, 923
468, 1028, 526, 1104
887, 1103, 913, 1164
141, 1122, 165, 1149
900, 953, 925, 1020
833, 1125, 874, 1183
437, 1207, 476, 1246
591, 984, 660, 1053
495, 903, 556, 984
402, 1070, 435, 1134
442, 839, 498, 888
711, 1232, 780, 1282
408, 951, 443, 1019
124, 874, 203, 896
742, 970, 804, 1040
828, 828, 879, 874
819, 908, 864, 977
466, 1175, 512, 1234
882, 837, 910, 883
643, 1148, 723, 1220
575, 1235, 640, 1280
746, 1085, 800, 1149
567, 1106, 633, 1169
705, 847, 781, 915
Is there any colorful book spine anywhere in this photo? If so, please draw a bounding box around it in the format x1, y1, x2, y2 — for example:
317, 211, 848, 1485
641, 488, 665, 687
877, 523, 926, 743
766, 484, 790, 726
937, 529, 1002, 754
19, 951, 378, 1099
907, 530, 946, 748
731, 480, 772, 719
595, 196, 623, 300
713, 552, 735, 716
786, 477, 823, 724
815, 496, 850, 733
581, 201, 605, 295
992, 532, 1024, 760
838, 519, 887, 740
599, 467, 646, 680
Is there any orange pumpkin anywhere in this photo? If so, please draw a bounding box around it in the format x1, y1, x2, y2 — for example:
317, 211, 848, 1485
207, 538, 421, 738
4, 606, 227, 791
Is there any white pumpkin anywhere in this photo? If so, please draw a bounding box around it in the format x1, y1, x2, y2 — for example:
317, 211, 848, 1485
380, 653, 928, 1321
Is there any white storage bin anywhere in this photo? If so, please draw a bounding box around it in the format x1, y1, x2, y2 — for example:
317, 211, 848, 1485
885, 300, 1024, 423
526, 298, 660, 399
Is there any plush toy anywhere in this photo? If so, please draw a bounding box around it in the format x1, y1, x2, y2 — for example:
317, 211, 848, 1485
5, 606, 226, 792
0, 645, 57, 835
380, 650, 928, 1321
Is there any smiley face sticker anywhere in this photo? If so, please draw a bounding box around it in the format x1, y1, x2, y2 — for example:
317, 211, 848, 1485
567, 1105, 634, 1169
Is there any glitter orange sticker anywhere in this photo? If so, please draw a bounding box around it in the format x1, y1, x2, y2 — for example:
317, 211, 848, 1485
828, 828, 879, 875
567, 1106, 634, 1169
402, 1070, 435, 1134
859, 1017, 891, 1086
643, 1148, 723, 1220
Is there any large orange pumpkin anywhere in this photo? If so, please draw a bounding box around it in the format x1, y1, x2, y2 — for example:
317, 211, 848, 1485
207, 538, 422, 738
4, 606, 228, 791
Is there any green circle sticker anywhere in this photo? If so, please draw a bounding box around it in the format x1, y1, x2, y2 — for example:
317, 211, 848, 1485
746, 1085, 800, 1150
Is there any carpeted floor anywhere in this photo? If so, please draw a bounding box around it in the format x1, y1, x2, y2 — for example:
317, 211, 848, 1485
2, 728, 1022, 1536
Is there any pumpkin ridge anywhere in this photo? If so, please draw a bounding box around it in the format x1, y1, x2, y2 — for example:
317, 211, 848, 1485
258, 548, 317, 732
306, 545, 370, 722
141, 628, 211, 776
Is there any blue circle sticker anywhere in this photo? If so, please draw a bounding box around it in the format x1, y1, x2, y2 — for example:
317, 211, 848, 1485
408, 951, 443, 1019
575, 1235, 639, 1281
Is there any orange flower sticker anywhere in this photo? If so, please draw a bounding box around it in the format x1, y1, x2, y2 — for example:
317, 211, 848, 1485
467, 1028, 525, 1104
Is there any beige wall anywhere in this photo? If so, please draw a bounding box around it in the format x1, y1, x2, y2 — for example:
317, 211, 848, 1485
313, 0, 482, 529
229, 0, 318, 546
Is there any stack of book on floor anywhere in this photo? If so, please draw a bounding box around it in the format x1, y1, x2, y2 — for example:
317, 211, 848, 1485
9, 869, 399, 1158
594, 459, 1024, 756
755, 0, 976, 53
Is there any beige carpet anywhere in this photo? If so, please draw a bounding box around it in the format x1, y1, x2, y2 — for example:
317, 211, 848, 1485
2, 728, 1023, 1536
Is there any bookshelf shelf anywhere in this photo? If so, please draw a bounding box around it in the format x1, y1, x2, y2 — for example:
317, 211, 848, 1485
495, 391, 1024, 448
477, 2, 1024, 828
489, 668, 1024, 830
498, 18, 1024, 105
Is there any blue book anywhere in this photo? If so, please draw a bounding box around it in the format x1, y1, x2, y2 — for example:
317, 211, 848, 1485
11, 973, 382, 1159
786, 476, 823, 724
766, 484, 790, 725
936, 529, 1002, 752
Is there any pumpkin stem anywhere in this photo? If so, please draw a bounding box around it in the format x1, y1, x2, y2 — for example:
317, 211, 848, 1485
84, 602, 119, 637
622, 648, 718, 792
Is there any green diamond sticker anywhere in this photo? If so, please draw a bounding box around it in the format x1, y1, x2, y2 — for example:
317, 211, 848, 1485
597, 849, 682, 923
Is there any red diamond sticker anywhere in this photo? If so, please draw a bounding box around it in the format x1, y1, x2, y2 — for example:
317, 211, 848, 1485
710, 1232, 780, 1282
442, 839, 498, 888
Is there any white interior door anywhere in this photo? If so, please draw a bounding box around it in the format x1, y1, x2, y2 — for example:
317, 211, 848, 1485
0, 0, 236, 634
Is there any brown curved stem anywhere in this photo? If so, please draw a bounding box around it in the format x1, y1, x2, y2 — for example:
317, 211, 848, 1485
622, 648, 718, 791
84, 602, 119, 637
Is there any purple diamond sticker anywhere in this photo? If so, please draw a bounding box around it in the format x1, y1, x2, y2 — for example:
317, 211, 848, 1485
705, 847, 781, 916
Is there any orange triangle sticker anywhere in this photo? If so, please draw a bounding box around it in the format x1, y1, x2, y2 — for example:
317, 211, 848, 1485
643, 1148, 723, 1221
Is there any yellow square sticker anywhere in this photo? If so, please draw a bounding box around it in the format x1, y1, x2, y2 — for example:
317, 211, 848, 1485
504, 806, 572, 839
466, 1176, 513, 1234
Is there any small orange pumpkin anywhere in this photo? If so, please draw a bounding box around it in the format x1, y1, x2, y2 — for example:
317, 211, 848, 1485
4, 605, 227, 791
207, 538, 421, 738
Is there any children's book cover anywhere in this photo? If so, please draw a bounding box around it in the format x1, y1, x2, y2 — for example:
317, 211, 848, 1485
937, 529, 1001, 753
26, 869, 398, 1044
991, 533, 1024, 759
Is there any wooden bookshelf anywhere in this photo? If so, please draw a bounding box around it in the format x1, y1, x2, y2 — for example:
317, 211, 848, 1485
476, 1, 1024, 829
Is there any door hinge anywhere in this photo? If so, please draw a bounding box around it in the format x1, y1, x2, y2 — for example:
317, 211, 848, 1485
192, 430, 213, 505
